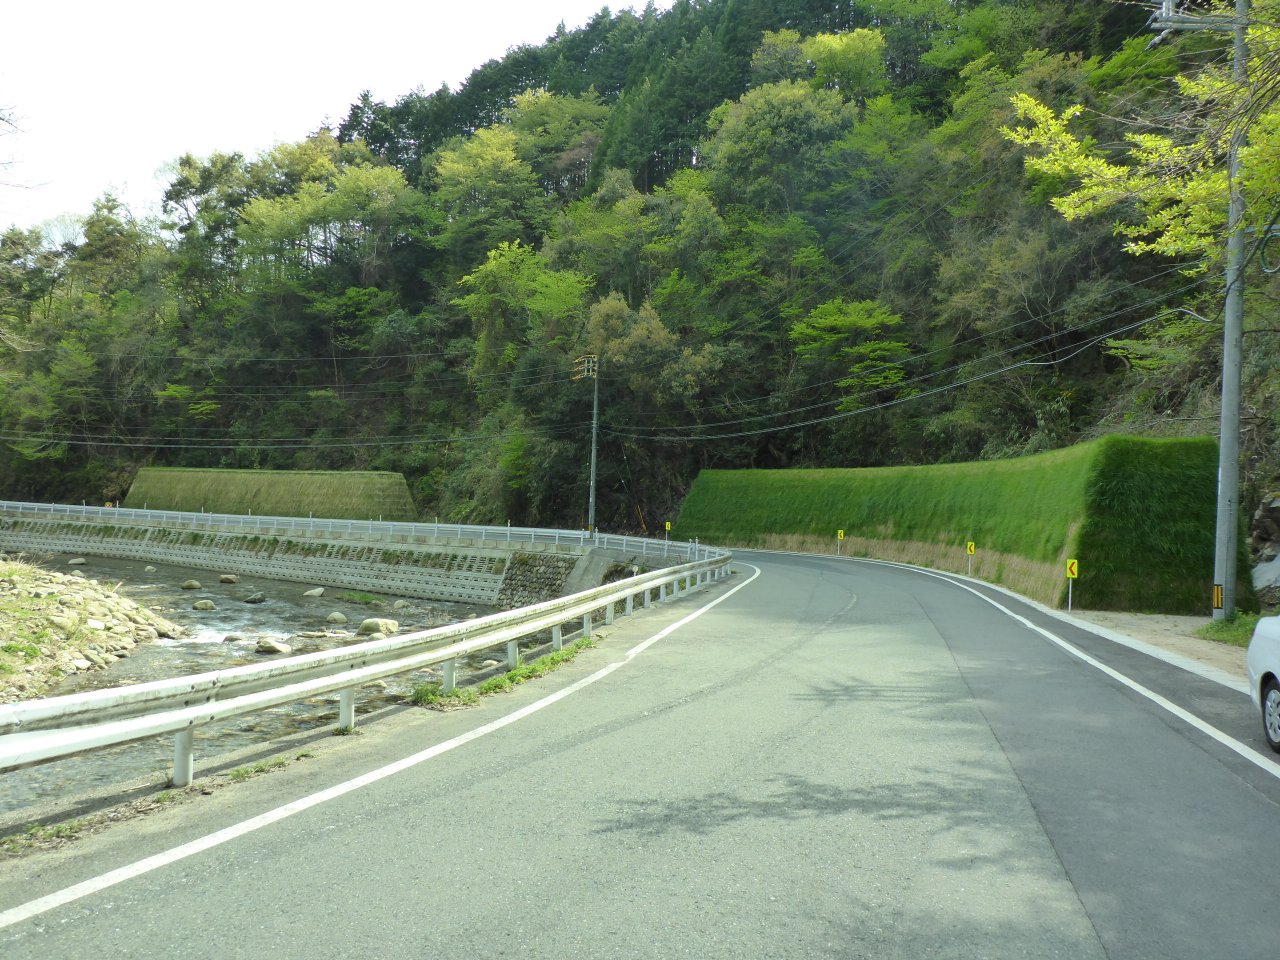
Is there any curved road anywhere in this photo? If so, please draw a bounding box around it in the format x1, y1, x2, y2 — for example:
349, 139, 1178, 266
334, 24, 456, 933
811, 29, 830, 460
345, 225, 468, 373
1, 550, 1278, 959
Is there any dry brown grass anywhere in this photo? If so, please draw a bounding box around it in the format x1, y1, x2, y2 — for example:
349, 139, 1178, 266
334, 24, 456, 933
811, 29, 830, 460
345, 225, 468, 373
741, 533, 1073, 607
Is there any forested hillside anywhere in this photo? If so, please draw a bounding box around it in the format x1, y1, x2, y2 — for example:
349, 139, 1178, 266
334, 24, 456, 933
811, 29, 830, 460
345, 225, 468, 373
1, 0, 1277, 532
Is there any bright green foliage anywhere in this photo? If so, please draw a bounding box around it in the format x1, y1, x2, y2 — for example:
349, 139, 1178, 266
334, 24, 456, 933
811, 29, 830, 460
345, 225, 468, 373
802, 30, 887, 117
453, 241, 591, 380
1003, 0, 1280, 264
790, 298, 914, 409
432, 126, 549, 270
1005, 93, 1237, 261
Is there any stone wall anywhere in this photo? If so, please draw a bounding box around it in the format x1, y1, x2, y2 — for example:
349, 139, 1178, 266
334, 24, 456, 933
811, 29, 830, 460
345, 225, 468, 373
0, 517, 624, 608
494, 552, 581, 609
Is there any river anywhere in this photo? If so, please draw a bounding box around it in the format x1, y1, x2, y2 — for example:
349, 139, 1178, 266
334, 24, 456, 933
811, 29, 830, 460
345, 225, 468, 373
1, 553, 495, 817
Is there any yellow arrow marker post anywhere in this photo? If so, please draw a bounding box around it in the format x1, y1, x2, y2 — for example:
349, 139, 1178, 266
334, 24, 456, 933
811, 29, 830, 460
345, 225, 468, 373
1066, 558, 1079, 611
966, 541, 975, 577
837, 529, 845, 557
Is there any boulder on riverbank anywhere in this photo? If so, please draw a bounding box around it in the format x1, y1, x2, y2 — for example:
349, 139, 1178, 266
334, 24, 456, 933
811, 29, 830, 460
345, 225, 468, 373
357, 618, 399, 636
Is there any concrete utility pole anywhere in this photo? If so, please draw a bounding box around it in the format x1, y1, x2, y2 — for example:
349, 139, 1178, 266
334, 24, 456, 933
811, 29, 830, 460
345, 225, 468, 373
574, 354, 600, 533
1148, 0, 1249, 619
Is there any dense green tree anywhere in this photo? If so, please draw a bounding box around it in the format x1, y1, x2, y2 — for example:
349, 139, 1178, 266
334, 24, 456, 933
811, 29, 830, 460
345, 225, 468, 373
704, 80, 851, 213
431, 126, 549, 273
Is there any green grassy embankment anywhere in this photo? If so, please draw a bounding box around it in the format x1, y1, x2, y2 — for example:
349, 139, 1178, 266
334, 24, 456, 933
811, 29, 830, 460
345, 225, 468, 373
674, 436, 1255, 614
122, 468, 418, 522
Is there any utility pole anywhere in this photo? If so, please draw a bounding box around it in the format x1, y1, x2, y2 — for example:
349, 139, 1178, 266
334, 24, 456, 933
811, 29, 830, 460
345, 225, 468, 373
573, 354, 600, 533
1148, 0, 1249, 619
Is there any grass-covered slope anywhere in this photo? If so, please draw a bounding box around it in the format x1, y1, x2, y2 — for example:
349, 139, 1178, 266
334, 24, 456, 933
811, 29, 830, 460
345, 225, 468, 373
123, 468, 418, 522
675, 436, 1254, 613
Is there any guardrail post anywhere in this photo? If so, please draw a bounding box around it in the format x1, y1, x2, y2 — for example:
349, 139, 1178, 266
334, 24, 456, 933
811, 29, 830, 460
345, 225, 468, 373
625, 594, 633, 616
582, 612, 592, 637
506, 639, 519, 670
551, 625, 562, 651
443, 659, 457, 692
339, 688, 356, 730
644, 589, 653, 608
173, 729, 194, 788
659, 583, 667, 602
605, 602, 615, 625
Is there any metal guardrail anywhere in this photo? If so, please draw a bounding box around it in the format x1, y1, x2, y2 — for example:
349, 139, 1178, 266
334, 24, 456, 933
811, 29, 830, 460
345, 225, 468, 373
0, 501, 711, 563
0, 507, 731, 788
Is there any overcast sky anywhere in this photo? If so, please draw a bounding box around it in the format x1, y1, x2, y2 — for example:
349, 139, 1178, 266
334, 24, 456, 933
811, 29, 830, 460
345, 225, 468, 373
1, 1, 668, 234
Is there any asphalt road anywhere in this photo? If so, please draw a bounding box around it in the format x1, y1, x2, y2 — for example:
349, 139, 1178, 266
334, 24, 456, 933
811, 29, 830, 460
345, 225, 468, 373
2, 550, 1278, 959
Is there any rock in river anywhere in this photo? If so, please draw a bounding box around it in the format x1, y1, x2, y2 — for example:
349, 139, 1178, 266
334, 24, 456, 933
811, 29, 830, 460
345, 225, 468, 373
255, 638, 293, 655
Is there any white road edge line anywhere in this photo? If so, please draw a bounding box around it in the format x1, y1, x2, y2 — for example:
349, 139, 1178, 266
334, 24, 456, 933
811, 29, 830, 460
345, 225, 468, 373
736, 548, 1247, 692
0, 564, 764, 932
849, 556, 1280, 782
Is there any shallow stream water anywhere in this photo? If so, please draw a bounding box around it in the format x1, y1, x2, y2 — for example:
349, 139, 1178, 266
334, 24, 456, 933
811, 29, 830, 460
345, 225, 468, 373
1, 553, 495, 816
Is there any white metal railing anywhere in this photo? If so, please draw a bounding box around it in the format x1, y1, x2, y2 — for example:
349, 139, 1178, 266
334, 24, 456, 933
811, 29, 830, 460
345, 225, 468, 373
0, 510, 731, 788
0, 500, 712, 562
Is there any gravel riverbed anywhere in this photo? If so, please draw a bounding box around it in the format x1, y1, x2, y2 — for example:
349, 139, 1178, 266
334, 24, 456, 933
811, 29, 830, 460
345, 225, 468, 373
0, 552, 493, 815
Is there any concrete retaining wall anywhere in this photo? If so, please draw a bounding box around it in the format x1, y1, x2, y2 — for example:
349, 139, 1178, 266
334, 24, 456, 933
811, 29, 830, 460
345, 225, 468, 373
0, 518, 650, 608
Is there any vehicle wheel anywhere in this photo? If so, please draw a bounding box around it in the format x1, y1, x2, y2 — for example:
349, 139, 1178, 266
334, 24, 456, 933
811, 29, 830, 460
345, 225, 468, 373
1264, 679, 1280, 753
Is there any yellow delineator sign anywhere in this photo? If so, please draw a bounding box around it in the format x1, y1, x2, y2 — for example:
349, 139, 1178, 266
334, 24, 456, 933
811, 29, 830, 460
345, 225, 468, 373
966, 541, 975, 555
837, 530, 845, 540
1065, 558, 1080, 611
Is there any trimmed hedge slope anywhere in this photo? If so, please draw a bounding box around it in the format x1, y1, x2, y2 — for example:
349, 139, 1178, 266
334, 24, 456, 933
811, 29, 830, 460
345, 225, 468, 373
674, 436, 1254, 613
123, 468, 418, 522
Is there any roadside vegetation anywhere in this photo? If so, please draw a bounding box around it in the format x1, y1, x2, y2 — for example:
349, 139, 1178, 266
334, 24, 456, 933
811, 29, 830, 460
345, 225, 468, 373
0, 558, 82, 682
1196, 612, 1263, 648
410, 634, 598, 709
674, 435, 1255, 614
0, 749, 317, 860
